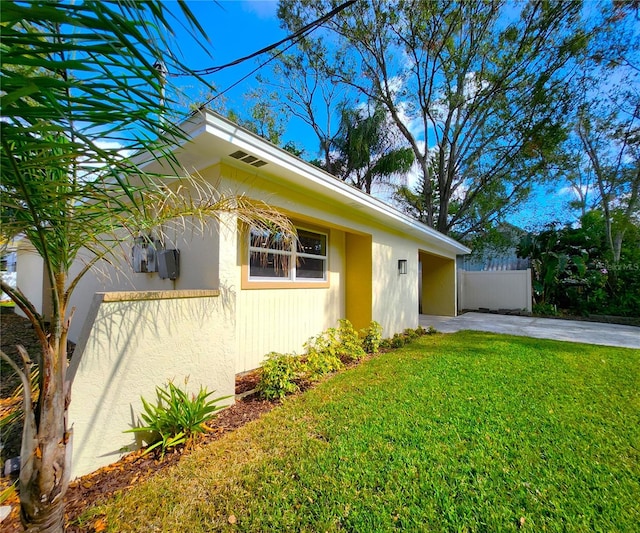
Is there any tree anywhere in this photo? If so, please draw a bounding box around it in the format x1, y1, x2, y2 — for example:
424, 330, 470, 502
517, 211, 640, 317
572, 3, 640, 265
252, 29, 351, 173
228, 96, 287, 146
0, 2, 292, 531
277, 0, 587, 237
329, 104, 414, 194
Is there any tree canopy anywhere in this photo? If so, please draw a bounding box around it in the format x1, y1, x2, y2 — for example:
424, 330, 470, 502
273, 0, 588, 237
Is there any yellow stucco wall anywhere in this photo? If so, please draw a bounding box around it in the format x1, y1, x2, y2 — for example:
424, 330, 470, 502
235, 227, 345, 372
345, 232, 372, 331
210, 163, 439, 366
420, 251, 457, 316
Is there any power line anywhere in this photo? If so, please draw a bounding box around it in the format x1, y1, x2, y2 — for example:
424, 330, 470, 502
172, 0, 357, 78
184, 0, 358, 115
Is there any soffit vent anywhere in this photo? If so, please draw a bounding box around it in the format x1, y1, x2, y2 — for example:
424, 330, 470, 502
229, 150, 268, 168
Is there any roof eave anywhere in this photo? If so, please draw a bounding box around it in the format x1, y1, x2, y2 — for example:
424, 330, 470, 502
180, 110, 471, 256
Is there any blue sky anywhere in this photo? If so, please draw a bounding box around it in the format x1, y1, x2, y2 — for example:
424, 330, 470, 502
164, 1, 585, 230
167, 1, 327, 153
169, 2, 285, 111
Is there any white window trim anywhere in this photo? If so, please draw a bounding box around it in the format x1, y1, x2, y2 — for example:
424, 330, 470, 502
248, 226, 328, 284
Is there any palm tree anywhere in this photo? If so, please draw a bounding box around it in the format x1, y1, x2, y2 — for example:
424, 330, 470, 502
0, 2, 292, 531
332, 105, 414, 194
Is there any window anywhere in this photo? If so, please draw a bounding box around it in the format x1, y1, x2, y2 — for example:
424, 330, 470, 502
247, 226, 328, 285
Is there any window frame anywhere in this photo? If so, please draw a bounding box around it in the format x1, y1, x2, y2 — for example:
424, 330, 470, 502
242, 224, 330, 289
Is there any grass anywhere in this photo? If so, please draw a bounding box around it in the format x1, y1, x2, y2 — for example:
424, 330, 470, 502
85, 331, 640, 532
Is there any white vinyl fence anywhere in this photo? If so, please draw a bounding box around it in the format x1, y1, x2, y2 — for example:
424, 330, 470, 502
458, 269, 532, 313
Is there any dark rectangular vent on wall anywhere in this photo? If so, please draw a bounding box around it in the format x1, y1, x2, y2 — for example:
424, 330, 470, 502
228, 150, 268, 168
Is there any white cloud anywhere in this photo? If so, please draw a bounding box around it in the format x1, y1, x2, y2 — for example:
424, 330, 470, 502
242, 0, 278, 19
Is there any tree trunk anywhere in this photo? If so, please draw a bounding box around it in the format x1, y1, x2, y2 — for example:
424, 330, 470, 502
20, 335, 71, 532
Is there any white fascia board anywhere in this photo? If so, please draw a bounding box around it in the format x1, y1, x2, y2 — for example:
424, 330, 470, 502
183, 111, 471, 257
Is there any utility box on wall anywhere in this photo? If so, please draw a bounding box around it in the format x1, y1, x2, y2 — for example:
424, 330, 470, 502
132, 237, 160, 273
158, 249, 180, 280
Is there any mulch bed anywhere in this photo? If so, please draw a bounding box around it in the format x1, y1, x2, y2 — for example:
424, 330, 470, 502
1, 311, 276, 532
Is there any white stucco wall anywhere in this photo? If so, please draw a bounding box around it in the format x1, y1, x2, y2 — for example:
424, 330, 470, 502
67, 223, 221, 343
372, 234, 421, 336
15, 242, 46, 319
67, 290, 235, 479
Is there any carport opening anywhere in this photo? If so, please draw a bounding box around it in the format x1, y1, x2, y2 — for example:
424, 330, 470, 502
419, 251, 457, 317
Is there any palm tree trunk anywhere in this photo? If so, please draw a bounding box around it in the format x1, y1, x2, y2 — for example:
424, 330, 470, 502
20, 337, 71, 532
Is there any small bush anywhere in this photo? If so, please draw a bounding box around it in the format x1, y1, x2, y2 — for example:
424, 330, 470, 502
533, 302, 559, 316
126, 381, 227, 456
391, 333, 406, 348
361, 321, 383, 354
337, 319, 366, 362
403, 328, 420, 341
257, 352, 304, 400
415, 325, 428, 336
379, 338, 393, 350
304, 347, 343, 381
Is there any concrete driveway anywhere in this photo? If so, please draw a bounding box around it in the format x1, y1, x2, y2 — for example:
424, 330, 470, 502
420, 312, 640, 349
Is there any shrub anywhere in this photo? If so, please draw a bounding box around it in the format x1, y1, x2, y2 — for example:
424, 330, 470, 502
391, 333, 406, 348
303, 326, 344, 379
304, 347, 343, 381
361, 321, 383, 354
403, 328, 420, 341
337, 319, 366, 362
379, 338, 393, 350
415, 325, 428, 336
126, 381, 227, 456
304, 319, 365, 367
257, 352, 304, 400
533, 302, 559, 316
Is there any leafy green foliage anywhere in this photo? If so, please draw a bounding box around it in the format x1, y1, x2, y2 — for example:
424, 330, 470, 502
390, 333, 406, 348
304, 319, 365, 368
360, 321, 383, 354
258, 320, 372, 400
518, 211, 640, 317
127, 381, 227, 456
304, 347, 344, 382
95, 333, 640, 532
330, 104, 415, 193
257, 352, 305, 400
336, 319, 366, 363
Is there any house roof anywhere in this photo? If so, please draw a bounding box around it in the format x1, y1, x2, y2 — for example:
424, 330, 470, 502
162, 110, 471, 257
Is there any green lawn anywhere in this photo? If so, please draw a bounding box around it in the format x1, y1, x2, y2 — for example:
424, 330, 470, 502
88, 331, 640, 532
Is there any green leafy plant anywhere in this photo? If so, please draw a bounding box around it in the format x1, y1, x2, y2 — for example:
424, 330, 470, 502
415, 325, 428, 336
403, 328, 420, 341
391, 333, 406, 348
304, 347, 344, 381
303, 327, 344, 379
379, 338, 393, 350
336, 319, 366, 363
360, 321, 383, 353
257, 352, 305, 400
532, 302, 559, 316
126, 381, 227, 456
